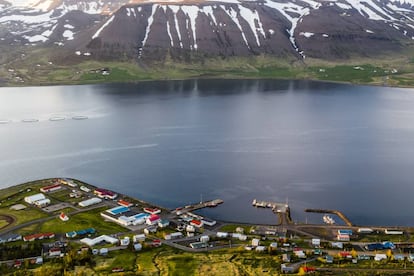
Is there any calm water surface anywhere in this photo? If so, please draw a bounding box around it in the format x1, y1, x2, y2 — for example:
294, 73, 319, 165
1, 79, 414, 226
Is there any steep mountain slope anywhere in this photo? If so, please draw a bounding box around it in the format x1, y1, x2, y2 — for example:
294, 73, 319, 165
1, 0, 414, 62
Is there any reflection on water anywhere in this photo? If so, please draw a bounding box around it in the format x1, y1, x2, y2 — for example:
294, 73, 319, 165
1, 79, 414, 226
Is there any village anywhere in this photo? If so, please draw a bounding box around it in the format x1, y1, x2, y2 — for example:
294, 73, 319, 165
0, 178, 414, 275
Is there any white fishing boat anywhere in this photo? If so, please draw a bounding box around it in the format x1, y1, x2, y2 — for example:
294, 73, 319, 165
323, 214, 335, 225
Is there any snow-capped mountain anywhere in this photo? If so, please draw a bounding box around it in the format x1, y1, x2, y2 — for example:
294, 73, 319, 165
1, 0, 414, 61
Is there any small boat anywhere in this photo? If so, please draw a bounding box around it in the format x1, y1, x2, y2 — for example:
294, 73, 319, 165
323, 214, 335, 225
0, 120, 11, 124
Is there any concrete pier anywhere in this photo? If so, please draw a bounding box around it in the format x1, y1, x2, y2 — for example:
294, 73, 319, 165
305, 208, 353, 226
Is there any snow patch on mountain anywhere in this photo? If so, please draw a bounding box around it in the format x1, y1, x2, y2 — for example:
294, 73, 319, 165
181, 5, 199, 50
264, 0, 321, 57
222, 5, 250, 48
0, 10, 55, 24
300, 32, 314, 37
239, 5, 265, 47
63, 29, 74, 40
92, 14, 115, 39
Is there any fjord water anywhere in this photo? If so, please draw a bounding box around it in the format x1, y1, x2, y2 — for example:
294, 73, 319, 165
1, 80, 414, 226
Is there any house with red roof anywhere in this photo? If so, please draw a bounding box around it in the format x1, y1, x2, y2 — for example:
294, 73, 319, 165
118, 199, 133, 207
40, 184, 62, 193
146, 214, 161, 225
190, 219, 203, 228
23, 232, 55, 242
94, 188, 118, 200
143, 207, 161, 215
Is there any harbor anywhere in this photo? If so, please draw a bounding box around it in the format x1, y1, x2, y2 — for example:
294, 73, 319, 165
305, 208, 354, 226
173, 199, 224, 215
0, 178, 414, 275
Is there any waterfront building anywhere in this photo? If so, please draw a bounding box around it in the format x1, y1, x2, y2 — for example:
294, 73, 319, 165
146, 214, 161, 225
385, 229, 404, 235
143, 207, 161, 215
190, 219, 203, 228
80, 186, 91, 192
357, 228, 374, 234
40, 184, 62, 193
94, 188, 117, 200
78, 197, 102, 207
201, 218, 216, 227
338, 229, 353, 236
118, 199, 133, 207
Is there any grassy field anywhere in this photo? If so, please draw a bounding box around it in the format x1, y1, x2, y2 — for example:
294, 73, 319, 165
39, 207, 126, 235
3, 45, 414, 87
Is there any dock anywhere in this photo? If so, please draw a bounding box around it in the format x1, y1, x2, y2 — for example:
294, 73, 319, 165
305, 208, 353, 226
252, 199, 288, 213
173, 199, 223, 215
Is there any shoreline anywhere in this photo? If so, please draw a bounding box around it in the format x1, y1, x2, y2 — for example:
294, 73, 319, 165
1, 75, 414, 89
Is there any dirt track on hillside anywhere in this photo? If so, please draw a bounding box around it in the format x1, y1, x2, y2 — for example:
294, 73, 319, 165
0, 215, 15, 230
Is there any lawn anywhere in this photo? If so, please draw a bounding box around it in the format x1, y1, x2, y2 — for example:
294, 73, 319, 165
219, 224, 252, 233
0, 206, 47, 228
39, 207, 125, 235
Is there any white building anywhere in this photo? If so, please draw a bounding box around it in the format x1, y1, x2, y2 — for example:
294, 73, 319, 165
24, 193, 46, 204
374, 254, 387, 261
79, 197, 102, 207
80, 186, 91, 192
134, 243, 142, 251
120, 237, 130, 246
34, 198, 51, 207
255, 246, 266, 252
133, 234, 146, 243
165, 232, 183, 240
312, 238, 321, 247
200, 235, 210, 243
80, 235, 118, 247
186, 225, 196, 233
252, 238, 260, 247
216, 232, 228, 238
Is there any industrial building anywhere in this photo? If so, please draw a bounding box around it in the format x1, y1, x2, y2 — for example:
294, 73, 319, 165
24, 193, 46, 204
40, 184, 62, 193
78, 197, 102, 207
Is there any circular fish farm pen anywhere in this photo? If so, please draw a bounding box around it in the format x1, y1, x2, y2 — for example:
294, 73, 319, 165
49, 116, 66, 121
72, 116, 88, 120
21, 119, 39, 123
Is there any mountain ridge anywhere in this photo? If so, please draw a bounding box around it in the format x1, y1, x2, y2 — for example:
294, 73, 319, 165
1, 0, 414, 86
